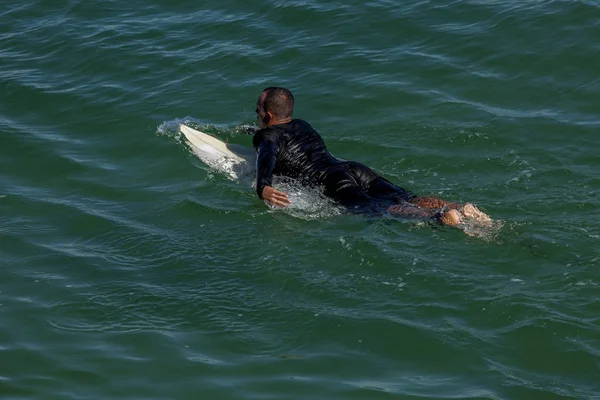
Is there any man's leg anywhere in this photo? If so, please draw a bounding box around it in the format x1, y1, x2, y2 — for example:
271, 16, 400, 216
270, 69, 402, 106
410, 196, 462, 210
325, 163, 482, 226
386, 201, 462, 226
365, 175, 464, 225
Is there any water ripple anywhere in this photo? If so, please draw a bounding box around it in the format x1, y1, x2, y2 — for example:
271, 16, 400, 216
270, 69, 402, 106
2, 0, 600, 398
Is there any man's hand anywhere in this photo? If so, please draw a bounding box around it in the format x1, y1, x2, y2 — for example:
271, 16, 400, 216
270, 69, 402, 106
261, 185, 291, 207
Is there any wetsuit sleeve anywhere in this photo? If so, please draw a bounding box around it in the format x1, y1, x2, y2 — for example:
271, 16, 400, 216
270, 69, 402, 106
253, 130, 281, 199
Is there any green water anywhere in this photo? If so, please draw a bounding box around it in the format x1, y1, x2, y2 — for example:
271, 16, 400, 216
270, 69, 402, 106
1, 1, 599, 399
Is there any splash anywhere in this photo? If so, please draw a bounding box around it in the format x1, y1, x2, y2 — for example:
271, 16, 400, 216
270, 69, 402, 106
156, 117, 201, 140
266, 176, 343, 220
457, 204, 504, 240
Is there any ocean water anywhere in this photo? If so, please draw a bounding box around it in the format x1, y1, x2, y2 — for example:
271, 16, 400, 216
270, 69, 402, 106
1, 1, 599, 399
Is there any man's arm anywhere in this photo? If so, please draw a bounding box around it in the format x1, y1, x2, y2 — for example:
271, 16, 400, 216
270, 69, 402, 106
254, 134, 290, 206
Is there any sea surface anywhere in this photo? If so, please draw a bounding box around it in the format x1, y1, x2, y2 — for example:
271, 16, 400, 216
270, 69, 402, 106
1, 1, 599, 399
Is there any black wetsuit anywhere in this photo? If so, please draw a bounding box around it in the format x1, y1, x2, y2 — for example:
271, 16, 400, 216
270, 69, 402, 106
253, 119, 418, 214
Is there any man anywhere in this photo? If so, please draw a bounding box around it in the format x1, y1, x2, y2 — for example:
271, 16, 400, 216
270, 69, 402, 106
252, 87, 485, 226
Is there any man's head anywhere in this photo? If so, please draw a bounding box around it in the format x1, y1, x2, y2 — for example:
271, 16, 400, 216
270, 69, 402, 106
256, 87, 294, 129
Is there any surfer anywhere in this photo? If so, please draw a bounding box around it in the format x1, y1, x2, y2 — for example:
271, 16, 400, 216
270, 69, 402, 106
253, 87, 488, 226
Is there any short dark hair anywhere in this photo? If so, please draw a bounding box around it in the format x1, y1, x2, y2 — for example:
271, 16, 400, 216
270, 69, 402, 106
262, 87, 294, 119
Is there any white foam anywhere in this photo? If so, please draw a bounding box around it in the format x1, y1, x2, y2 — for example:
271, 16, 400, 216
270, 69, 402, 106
459, 218, 504, 240
156, 117, 200, 139
266, 177, 342, 220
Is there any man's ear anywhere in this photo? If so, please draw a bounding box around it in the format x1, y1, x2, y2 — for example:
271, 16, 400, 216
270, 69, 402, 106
263, 112, 272, 125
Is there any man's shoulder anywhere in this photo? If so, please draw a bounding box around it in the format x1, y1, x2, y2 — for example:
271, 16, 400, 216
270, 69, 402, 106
253, 125, 282, 148
254, 126, 280, 140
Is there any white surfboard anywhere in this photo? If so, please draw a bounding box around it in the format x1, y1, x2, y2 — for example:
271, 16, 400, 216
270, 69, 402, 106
179, 124, 256, 179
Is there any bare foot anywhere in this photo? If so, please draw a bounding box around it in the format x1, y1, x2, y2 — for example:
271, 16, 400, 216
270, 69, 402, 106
440, 209, 461, 226
461, 203, 492, 223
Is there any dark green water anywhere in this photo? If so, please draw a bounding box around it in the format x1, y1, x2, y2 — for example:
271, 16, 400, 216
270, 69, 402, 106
1, 1, 599, 399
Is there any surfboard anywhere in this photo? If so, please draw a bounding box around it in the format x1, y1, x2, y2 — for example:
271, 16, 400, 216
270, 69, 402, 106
179, 124, 256, 179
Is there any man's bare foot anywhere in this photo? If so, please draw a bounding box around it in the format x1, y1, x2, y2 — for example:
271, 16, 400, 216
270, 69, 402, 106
440, 209, 461, 226
460, 203, 492, 223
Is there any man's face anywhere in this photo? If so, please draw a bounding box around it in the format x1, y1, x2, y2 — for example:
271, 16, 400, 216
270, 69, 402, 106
256, 92, 268, 129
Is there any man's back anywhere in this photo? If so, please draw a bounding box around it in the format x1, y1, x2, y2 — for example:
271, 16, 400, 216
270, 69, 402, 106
253, 119, 340, 195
